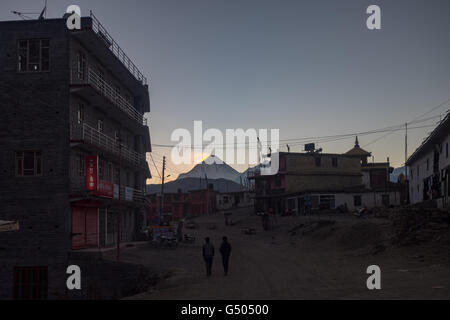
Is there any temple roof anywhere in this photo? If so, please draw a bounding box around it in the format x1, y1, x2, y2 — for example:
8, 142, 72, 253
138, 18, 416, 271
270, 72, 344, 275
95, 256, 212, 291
345, 136, 372, 157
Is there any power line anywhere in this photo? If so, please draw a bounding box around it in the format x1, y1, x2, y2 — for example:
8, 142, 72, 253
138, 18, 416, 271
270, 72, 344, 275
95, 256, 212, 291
152, 122, 443, 150
149, 153, 162, 181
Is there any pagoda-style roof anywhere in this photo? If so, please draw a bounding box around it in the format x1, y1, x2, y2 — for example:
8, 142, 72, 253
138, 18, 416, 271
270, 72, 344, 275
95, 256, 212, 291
345, 136, 371, 157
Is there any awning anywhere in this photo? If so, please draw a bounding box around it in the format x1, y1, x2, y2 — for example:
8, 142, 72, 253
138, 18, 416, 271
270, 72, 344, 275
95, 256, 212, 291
0, 220, 19, 233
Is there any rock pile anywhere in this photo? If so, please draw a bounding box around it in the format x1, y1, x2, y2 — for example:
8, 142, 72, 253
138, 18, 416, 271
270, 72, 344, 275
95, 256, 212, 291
390, 208, 450, 246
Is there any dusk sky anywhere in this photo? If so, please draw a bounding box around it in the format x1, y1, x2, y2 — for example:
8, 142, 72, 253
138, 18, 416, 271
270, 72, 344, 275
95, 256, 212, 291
2, 0, 450, 182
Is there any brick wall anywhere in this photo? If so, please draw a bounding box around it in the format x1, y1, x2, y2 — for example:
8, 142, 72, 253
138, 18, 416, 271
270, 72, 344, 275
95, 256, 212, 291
0, 19, 71, 299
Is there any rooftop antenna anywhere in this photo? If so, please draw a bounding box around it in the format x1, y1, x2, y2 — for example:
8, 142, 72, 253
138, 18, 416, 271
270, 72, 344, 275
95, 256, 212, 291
11, 11, 36, 20
38, 0, 47, 20
11, 0, 47, 20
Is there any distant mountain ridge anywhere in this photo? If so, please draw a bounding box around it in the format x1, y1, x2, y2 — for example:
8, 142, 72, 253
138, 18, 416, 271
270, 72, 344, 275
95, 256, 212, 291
146, 155, 257, 194
146, 177, 245, 195
177, 155, 242, 184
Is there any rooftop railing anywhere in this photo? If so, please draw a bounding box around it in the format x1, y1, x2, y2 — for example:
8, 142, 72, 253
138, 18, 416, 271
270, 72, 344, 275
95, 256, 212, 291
89, 11, 148, 85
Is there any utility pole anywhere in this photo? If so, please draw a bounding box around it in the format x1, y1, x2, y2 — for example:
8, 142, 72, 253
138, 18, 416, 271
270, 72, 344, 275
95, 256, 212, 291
405, 122, 408, 204
159, 156, 166, 225
117, 136, 122, 261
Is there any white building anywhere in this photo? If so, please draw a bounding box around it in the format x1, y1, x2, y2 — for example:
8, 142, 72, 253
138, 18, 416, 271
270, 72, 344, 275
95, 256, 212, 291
216, 191, 254, 211
407, 113, 450, 207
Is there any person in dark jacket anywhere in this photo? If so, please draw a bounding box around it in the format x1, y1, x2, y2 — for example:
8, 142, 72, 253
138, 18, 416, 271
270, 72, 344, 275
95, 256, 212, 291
202, 237, 215, 276
219, 236, 232, 276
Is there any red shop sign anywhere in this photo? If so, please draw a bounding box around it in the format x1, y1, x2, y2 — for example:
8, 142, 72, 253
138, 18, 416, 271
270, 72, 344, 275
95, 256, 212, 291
85, 156, 98, 191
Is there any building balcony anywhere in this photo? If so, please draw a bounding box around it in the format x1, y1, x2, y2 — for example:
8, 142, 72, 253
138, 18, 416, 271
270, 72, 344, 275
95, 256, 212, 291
71, 123, 146, 168
70, 176, 146, 204
71, 67, 146, 127
70, 12, 150, 114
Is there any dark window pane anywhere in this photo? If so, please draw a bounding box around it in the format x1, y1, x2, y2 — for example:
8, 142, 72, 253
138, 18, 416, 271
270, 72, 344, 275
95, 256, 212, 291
18, 49, 27, 71
23, 152, 35, 169
315, 157, 321, 167
28, 40, 40, 70
36, 155, 42, 175
18, 40, 27, 49
17, 157, 23, 176
41, 47, 49, 71
41, 39, 49, 47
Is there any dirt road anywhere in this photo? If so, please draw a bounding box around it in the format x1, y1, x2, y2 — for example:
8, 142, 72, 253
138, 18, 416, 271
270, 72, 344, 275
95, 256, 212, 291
111, 208, 450, 299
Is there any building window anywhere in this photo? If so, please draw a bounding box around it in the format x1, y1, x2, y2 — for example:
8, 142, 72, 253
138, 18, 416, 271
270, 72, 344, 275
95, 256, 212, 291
332, 157, 338, 168
77, 103, 84, 124
275, 176, 282, 187
13, 266, 48, 300
97, 120, 103, 133
98, 161, 104, 180
107, 163, 113, 182
77, 51, 86, 80
126, 171, 131, 186
319, 195, 335, 209
15, 151, 42, 176
97, 67, 105, 92
354, 195, 362, 207
382, 194, 390, 206
18, 39, 50, 72
315, 157, 321, 167
78, 154, 85, 177
114, 166, 120, 184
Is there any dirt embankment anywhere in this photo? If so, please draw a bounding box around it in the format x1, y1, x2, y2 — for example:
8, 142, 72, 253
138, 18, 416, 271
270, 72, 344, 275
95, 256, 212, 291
287, 208, 450, 257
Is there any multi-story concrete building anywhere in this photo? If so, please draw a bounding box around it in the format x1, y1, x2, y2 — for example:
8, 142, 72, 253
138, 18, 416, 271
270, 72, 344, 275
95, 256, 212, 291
406, 113, 450, 207
250, 139, 401, 214
0, 13, 151, 299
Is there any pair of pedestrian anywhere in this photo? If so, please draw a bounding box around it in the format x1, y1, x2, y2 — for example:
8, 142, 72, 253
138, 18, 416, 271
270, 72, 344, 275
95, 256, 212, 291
202, 237, 231, 277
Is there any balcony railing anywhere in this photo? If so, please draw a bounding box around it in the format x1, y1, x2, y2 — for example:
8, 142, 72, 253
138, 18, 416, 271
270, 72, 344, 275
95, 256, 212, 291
70, 176, 146, 204
89, 11, 148, 85
85, 67, 146, 126
71, 123, 146, 168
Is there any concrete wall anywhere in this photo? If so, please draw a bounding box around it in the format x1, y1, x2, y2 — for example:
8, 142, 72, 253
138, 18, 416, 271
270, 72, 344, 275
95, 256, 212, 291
284, 154, 362, 193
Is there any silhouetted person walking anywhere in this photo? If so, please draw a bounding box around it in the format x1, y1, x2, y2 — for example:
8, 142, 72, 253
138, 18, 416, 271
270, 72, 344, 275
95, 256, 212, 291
202, 237, 215, 277
219, 236, 232, 276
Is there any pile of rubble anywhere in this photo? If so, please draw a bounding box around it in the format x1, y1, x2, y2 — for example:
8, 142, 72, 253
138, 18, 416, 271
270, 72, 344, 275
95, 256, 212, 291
288, 220, 336, 236
390, 208, 450, 246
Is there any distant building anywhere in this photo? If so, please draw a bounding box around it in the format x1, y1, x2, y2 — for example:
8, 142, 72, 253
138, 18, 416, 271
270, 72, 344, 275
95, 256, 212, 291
216, 191, 254, 211
0, 14, 151, 299
406, 113, 450, 207
250, 138, 401, 214
147, 187, 217, 224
